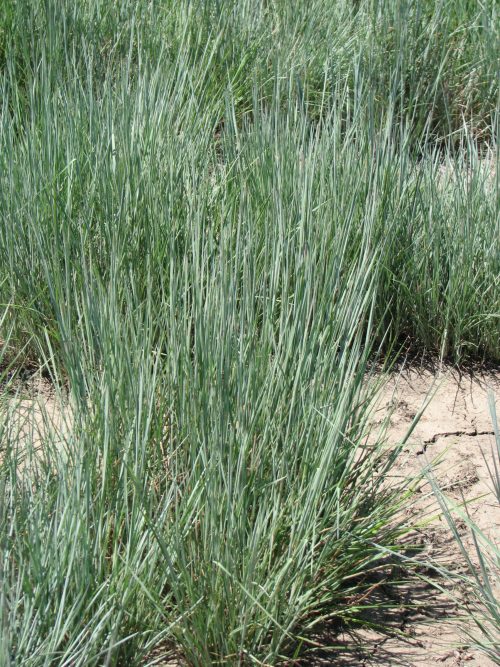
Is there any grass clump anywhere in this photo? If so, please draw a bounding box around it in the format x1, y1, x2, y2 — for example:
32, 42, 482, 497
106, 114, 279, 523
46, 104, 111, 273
0, 193, 415, 664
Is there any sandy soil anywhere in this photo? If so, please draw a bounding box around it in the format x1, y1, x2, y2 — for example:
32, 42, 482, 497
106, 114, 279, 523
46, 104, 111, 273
0, 372, 70, 466
316, 364, 500, 667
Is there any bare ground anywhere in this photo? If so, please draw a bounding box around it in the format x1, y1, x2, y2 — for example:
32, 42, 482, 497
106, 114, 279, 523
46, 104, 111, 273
309, 364, 500, 667
0, 372, 70, 467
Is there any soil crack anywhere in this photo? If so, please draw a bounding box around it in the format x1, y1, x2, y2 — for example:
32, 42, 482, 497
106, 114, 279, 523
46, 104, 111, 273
416, 429, 495, 455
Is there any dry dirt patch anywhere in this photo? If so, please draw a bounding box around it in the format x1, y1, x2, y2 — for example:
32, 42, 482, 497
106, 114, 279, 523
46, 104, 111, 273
379, 365, 499, 548
325, 364, 500, 667
0, 372, 70, 466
